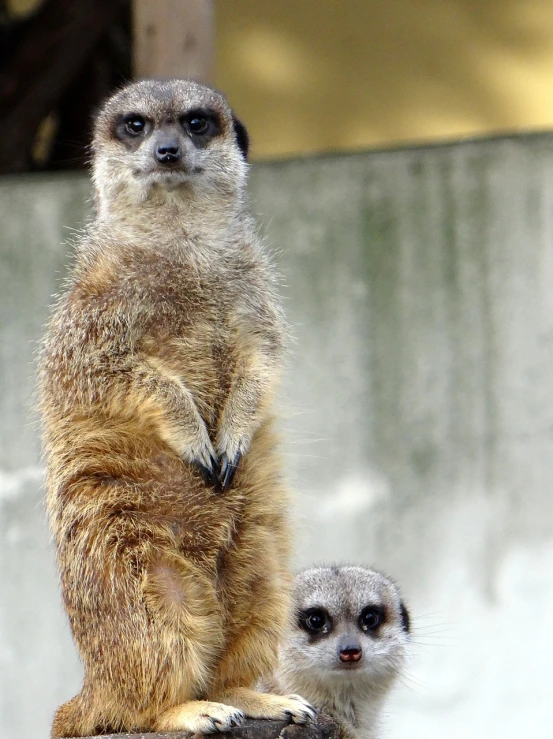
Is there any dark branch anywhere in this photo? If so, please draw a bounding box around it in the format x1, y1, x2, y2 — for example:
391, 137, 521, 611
0, 0, 128, 173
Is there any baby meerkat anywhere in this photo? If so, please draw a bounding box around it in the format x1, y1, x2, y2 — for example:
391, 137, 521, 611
38, 79, 314, 736
266, 566, 410, 739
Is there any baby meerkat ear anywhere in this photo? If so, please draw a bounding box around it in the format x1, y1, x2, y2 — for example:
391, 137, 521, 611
232, 116, 249, 160
400, 601, 411, 633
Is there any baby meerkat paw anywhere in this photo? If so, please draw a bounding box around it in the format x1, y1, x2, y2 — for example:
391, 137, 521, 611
155, 700, 245, 734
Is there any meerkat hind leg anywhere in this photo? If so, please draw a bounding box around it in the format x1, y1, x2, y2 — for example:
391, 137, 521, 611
213, 688, 316, 724
154, 700, 246, 734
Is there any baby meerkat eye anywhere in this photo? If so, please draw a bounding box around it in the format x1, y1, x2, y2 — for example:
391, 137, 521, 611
298, 607, 331, 635
359, 605, 385, 632
123, 114, 146, 136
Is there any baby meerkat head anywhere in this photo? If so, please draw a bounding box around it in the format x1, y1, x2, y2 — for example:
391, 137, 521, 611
91, 79, 249, 214
283, 566, 410, 686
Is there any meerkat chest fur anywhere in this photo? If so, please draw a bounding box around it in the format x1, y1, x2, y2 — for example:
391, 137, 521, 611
83, 215, 272, 419
40, 78, 286, 516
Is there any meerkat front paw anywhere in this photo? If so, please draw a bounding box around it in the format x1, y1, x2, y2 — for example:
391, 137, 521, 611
275, 694, 317, 724
218, 451, 242, 491
180, 429, 220, 487
214, 689, 316, 724
155, 700, 246, 734
194, 455, 221, 488
216, 431, 250, 491
195, 704, 245, 734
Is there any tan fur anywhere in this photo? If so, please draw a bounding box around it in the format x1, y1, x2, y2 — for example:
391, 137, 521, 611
38, 79, 313, 737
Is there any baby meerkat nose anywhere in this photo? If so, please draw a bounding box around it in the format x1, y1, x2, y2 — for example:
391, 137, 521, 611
155, 141, 181, 164
339, 645, 363, 663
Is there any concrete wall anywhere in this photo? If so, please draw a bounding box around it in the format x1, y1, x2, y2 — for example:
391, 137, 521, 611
1, 135, 553, 738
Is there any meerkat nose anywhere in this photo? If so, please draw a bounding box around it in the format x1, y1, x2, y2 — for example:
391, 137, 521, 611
339, 645, 363, 663
155, 141, 181, 164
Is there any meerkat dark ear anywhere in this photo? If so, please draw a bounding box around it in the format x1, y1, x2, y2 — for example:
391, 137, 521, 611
232, 116, 249, 160
399, 601, 411, 633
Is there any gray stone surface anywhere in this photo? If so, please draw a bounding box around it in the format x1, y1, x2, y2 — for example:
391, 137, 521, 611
75, 715, 340, 739
2, 136, 553, 738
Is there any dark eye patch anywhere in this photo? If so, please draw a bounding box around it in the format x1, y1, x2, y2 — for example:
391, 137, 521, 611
123, 114, 146, 135
358, 604, 386, 632
180, 108, 220, 144
298, 607, 332, 640
114, 113, 151, 145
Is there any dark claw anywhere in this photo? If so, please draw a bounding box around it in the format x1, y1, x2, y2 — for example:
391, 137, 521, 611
283, 710, 294, 726
194, 456, 220, 488
219, 452, 241, 492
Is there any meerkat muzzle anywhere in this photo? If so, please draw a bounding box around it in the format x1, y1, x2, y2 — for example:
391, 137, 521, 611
155, 140, 181, 165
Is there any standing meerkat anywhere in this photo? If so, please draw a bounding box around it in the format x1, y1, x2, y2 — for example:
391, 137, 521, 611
38, 79, 314, 737
265, 566, 410, 739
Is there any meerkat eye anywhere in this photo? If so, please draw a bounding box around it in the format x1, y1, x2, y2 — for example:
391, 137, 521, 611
298, 607, 331, 635
123, 115, 146, 136
359, 605, 385, 632
181, 110, 219, 138
188, 116, 209, 134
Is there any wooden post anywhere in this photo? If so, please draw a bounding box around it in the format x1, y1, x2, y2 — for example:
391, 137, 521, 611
132, 0, 214, 83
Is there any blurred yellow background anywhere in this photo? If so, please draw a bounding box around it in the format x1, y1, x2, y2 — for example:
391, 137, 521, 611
9, 0, 553, 159
215, 0, 553, 158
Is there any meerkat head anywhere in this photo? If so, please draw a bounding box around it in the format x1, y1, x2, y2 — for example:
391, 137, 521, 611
91, 79, 249, 219
282, 566, 410, 687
